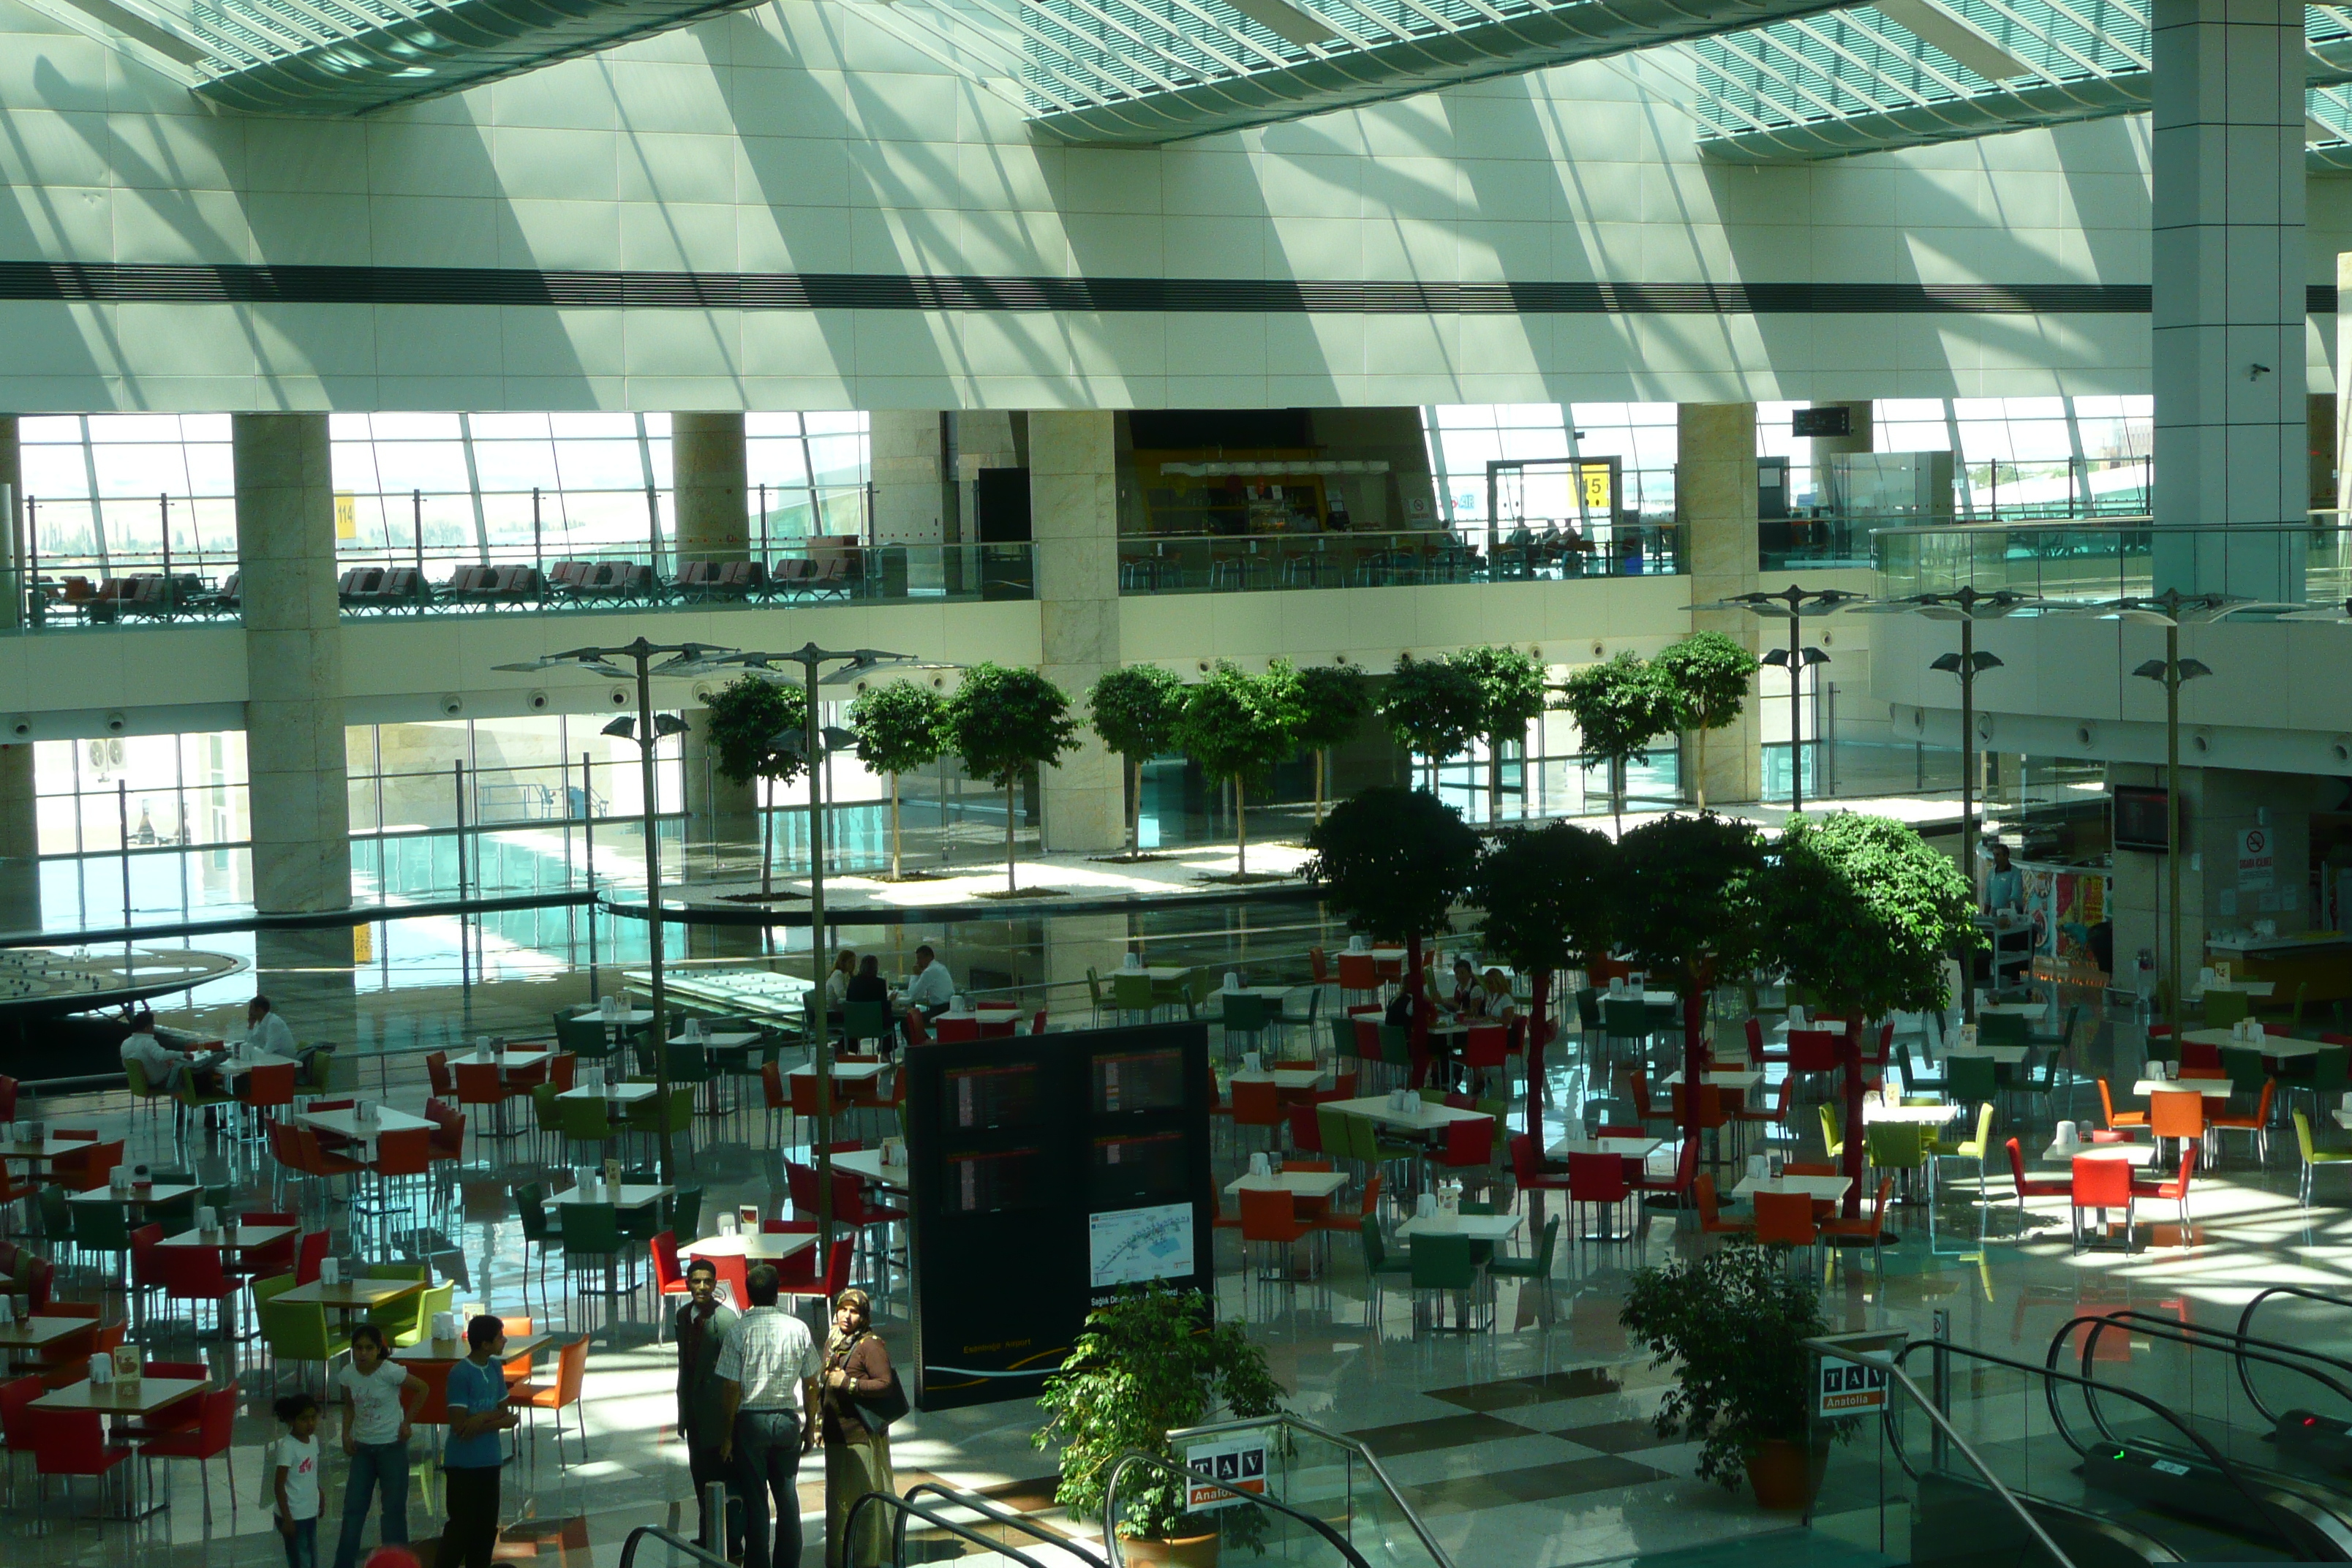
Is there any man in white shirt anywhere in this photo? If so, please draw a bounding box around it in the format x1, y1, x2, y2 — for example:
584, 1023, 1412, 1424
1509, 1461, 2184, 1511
246, 995, 298, 1058
715, 1265, 822, 1568
119, 1010, 232, 1097
903, 944, 954, 1017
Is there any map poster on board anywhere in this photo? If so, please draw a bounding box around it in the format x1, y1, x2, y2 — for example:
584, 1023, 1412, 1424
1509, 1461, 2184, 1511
1088, 1202, 1194, 1289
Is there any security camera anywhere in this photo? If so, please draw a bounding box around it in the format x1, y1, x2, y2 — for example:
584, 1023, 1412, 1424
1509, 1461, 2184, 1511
103, 712, 126, 734
527, 690, 550, 712
608, 687, 631, 708
440, 694, 464, 717
2335, 739, 2351, 764
2193, 731, 2210, 754
7, 717, 26, 739
1591, 643, 1605, 658
691, 684, 714, 705
2077, 725, 2095, 748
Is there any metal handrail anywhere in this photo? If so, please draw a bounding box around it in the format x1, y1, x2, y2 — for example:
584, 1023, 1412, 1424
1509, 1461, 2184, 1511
2239, 1285, 2352, 1358
898, 1482, 1109, 1567
1827, 1343, 2076, 1568
617, 1525, 742, 1568
840, 1490, 1063, 1568
1101, 1450, 1371, 1568
2062, 1308, 2352, 1431
1164, 1412, 1455, 1568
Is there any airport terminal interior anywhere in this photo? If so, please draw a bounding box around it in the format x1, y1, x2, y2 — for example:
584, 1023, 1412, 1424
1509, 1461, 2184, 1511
10, 0, 2352, 1564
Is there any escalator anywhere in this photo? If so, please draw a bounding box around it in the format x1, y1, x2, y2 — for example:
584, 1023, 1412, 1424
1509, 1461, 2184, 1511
2240, 1287, 2352, 1478
2048, 1305, 2352, 1557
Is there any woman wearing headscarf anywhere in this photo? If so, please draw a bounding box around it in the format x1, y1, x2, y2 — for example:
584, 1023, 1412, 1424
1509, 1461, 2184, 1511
818, 1289, 898, 1568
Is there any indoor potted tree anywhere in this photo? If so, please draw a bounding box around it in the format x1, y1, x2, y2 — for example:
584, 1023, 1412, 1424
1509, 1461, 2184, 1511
1654, 630, 1757, 810
1289, 663, 1369, 824
1619, 1243, 1839, 1509
941, 661, 1080, 894
1376, 654, 1480, 795
846, 678, 946, 881
701, 674, 808, 901
1470, 821, 1618, 1149
1172, 660, 1301, 879
1553, 651, 1673, 836
1450, 644, 1548, 822
1088, 663, 1187, 859
1033, 1284, 1286, 1566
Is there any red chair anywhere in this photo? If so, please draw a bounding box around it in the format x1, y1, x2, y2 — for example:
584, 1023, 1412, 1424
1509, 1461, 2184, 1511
1239, 1186, 1313, 1279
2179, 1040, 2224, 1077
1336, 952, 1379, 1004
123, 1361, 206, 1441
1507, 1134, 1572, 1195
1733, 1077, 1793, 1137
697, 1250, 750, 1311
2070, 1156, 2136, 1254
426, 1052, 454, 1100
1631, 1138, 1697, 1205
1787, 1030, 1840, 1093
426, 1103, 466, 1167
650, 1230, 691, 1332
934, 1016, 979, 1043
1820, 1177, 1896, 1258
128, 1223, 165, 1324
293, 1230, 328, 1286
2131, 1143, 2198, 1235
2004, 1137, 2068, 1215
0, 1076, 15, 1122
132, 1384, 237, 1523
1, 1372, 44, 1489
549, 1053, 578, 1093
1030, 1009, 1049, 1037
1436, 1116, 1494, 1170
1695, 1174, 1752, 1236
159, 1245, 243, 1339
370, 1128, 433, 1226
1568, 1151, 1632, 1240
1230, 1081, 1284, 1151
244, 1063, 298, 1126
240, 1213, 298, 1278
777, 1238, 853, 1312
30, 1406, 133, 1508
1462, 1025, 1509, 1094
1753, 1191, 1818, 1264
1287, 1103, 1323, 1154
2095, 1079, 2148, 1137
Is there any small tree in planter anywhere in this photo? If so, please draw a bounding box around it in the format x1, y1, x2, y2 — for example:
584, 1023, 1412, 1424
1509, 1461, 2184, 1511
847, 679, 946, 881
1655, 630, 1757, 811
1377, 655, 1482, 794
941, 662, 1080, 895
1619, 1243, 1839, 1507
1450, 644, 1549, 821
1289, 663, 1370, 824
1470, 822, 1618, 1150
1767, 812, 1978, 1218
701, 674, 809, 900
1615, 813, 1770, 1175
1305, 786, 1480, 1083
1088, 664, 1187, 859
1033, 1284, 1286, 1560
1554, 652, 1674, 835
1172, 660, 1303, 879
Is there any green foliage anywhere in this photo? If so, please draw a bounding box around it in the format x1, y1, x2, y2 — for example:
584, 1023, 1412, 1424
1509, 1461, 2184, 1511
1174, 661, 1301, 791
1770, 812, 1980, 1019
1088, 665, 1187, 764
1470, 822, 1618, 976
1554, 652, 1674, 772
1289, 663, 1371, 753
1619, 1244, 1839, 1490
942, 662, 1081, 788
1304, 786, 1480, 944
1450, 644, 1549, 747
1654, 631, 1757, 734
699, 676, 809, 790
847, 681, 946, 777
1377, 655, 1482, 769
1613, 813, 1769, 990
1032, 1285, 1286, 1540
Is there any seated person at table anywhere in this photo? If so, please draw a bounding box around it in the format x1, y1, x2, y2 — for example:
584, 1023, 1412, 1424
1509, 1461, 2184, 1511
844, 956, 889, 1006
1448, 959, 1478, 1017
247, 995, 332, 1077
121, 1008, 241, 1098
1478, 969, 1520, 1023
823, 951, 857, 1023
902, 945, 954, 1019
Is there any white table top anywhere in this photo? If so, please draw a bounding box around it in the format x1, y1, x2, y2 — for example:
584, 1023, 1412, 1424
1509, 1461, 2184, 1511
2198, 979, 2275, 996
586, 1009, 653, 1025
2133, 1078, 2232, 1099
1347, 948, 1407, 962
1945, 1046, 2029, 1065
1863, 1102, 1966, 1125
790, 1060, 887, 1082
1325, 1095, 1493, 1132
1601, 990, 1678, 1008
2046, 1141, 2157, 1164
2182, 1028, 2321, 1059
1395, 1211, 1521, 1241
1224, 1170, 1350, 1199
300, 1105, 431, 1139
557, 1081, 660, 1104
1665, 1069, 1763, 1089
934, 1003, 1022, 1017
1548, 1136, 1662, 1159
215, 1049, 300, 1078
1112, 966, 1191, 981
1229, 1068, 1323, 1090
71, 1182, 198, 1207
830, 1148, 912, 1190
685, 1230, 818, 1262
1733, 1174, 1852, 1201
1976, 1001, 2046, 1017
2330, 1109, 2352, 1131
669, 1033, 760, 1049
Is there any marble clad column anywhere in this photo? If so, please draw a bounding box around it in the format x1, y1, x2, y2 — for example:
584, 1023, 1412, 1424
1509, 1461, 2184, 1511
0, 419, 29, 930
233, 413, 352, 916
1679, 403, 1762, 807
671, 413, 757, 855
1029, 412, 1123, 853
2151, 0, 2305, 600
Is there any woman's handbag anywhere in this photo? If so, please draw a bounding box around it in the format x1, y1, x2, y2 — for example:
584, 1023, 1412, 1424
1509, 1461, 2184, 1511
853, 1368, 911, 1432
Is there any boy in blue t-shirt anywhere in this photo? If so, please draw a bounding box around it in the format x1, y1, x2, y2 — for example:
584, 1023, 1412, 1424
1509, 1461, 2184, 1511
435, 1316, 521, 1568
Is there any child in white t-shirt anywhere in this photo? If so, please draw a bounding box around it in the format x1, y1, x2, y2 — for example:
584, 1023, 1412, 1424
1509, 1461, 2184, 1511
273, 1392, 325, 1568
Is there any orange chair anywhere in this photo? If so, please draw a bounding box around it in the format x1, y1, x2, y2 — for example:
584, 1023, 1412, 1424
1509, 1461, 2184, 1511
244, 1063, 298, 1128
2004, 1137, 2068, 1215
649, 1230, 692, 1331
2149, 1089, 2208, 1169
504, 1335, 589, 1464
2131, 1143, 2198, 1235
1694, 1174, 1752, 1236
2205, 1080, 2274, 1165
1337, 952, 1379, 1005
500, 1316, 538, 1388
1313, 1171, 1382, 1237
1752, 1191, 1818, 1264
2071, 1156, 2136, 1253
1238, 1186, 1313, 1280
1820, 1177, 1896, 1263
2095, 1079, 2147, 1137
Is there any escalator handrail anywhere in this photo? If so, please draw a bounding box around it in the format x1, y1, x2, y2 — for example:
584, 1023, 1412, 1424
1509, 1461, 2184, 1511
1898, 1336, 2296, 1545
2061, 1309, 2352, 1432
617, 1525, 744, 1568
2242, 1287, 2352, 1367
898, 1481, 1110, 1567
840, 1490, 1061, 1568
1164, 1412, 1455, 1568
1808, 1339, 2078, 1568
1100, 1450, 1373, 1568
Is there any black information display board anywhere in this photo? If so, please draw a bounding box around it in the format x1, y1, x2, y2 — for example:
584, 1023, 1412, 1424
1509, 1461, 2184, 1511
905, 1022, 1213, 1411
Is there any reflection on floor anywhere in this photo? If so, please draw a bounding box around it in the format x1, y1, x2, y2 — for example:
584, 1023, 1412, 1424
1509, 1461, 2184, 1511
9, 990, 2351, 1568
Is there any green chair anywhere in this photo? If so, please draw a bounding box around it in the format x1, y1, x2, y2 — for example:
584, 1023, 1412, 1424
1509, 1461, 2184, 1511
1929, 1102, 1996, 1199
1180, 970, 1215, 1019
2221, 1044, 2269, 1103
251, 1270, 296, 1314
1574, 987, 1602, 1037
33, 1186, 71, 1249
363, 1260, 429, 1281
1111, 972, 1156, 1023
123, 1058, 170, 1120
1408, 1232, 1485, 1332
557, 1201, 630, 1297
1330, 1017, 1361, 1066
366, 1278, 442, 1349
1864, 1123, 1929, 1204
530, 1083, 565, 1161
69, 1199, 132, 1280
516, 1183, 561, 1305
1897, 1042, 1945, 1097
668, 1184, 704, 1240
1602, 998, 1650, 1055
2204, 989, 2252, 1029
1818, 1104, 1844, 1163
559, 1095, 616, 1163
1316, 1106, 1356, 1171
1488, 1215, 1560, 1318
1085, 966, 1107, 1025
554, 1011, 616, 1064
660, 1045, 714, 1088
1220, 993, 1272, 1060
1976, 1012, 2029, 1048
1276, 987, 1322, 1056
2029, 1003, 2081, 1053
260, 1298, 350, 1390
2294, 1109, 2352, 1207
843, 1000, 894, 1052
1376, 1025, 1413, 1080
1946, 1055, 1999, 1109
1354, 1218, 1413, 1327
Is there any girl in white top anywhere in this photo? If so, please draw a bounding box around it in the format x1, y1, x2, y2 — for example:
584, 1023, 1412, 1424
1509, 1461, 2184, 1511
273, 1392, 325, 1568
824, 951, 857, 1009
331, 1324, 426, 1568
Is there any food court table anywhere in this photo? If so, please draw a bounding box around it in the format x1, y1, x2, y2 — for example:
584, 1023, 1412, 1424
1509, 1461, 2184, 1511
0, 1135, 98, 1166
1863, 1103, 1966, 1125
158, 1224, 296, 1253
214, 1049, 300, 1081
298, 1105, 433, 1146
832, 1148, 912, 1194
1547, 1135, 1662, 1161
34, 1375, 210, 1516
1229, 1067, 1324, 1092
276, 1277, 427, 1314
553, 1180, 673, 1210
1110, 966, 1191, 982
557, 1080, 660, 1106
1324, 1095, 1493, 1135
1733, 1173, 1852, 1203
0, 1315, 91, 1363
2182, 1028, 2322, 1059
70, 1183, 199, 1213
2133, 1078, 2232, 1100
1224, 1170, 1350, 1201
1943, 1045, 2029, 1066
1665, 1069, 1763, 1090
789, 1060, 887, 1083
2043, 1141, 2156, 1165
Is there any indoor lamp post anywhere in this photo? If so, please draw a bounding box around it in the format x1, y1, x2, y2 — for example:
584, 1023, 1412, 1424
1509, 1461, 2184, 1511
1694, 585, 1866, 813
494, 638, 742, 1180
721, 644, 921, 1270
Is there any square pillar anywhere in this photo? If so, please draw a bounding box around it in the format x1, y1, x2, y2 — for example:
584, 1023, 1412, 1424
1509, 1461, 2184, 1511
1030, 411, 1123, 854
1679, 403, 1762, 807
